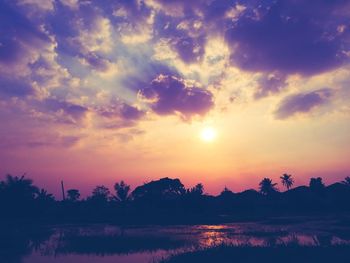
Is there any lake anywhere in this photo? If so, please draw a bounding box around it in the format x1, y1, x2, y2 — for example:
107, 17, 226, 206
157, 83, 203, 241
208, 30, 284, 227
2, 216, 350, 263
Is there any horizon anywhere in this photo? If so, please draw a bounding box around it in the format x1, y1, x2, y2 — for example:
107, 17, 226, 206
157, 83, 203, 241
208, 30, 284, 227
1, 0, 350, 198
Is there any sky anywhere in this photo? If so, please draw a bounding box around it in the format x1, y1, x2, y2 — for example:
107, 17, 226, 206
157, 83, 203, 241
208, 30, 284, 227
1, 0, 350, 197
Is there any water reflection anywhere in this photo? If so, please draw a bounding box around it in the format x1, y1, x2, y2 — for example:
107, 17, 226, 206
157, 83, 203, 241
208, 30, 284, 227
1, 218, 350, 263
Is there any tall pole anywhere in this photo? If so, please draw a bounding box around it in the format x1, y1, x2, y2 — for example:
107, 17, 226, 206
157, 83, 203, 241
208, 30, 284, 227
61, 180, 66, 201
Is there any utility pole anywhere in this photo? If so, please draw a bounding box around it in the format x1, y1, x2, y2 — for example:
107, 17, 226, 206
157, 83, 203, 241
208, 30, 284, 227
61, 180, 66, 201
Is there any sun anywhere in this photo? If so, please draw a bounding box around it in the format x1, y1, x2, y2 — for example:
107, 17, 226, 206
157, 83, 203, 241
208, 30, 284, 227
200, 127, 217, 142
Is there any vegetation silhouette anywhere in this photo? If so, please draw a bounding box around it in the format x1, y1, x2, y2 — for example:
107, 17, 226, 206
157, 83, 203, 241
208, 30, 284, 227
259, 178, 278, 195
280, 174, 294, 190
114, 180, 130, 202
67, 189, 80, 202
342, 176, 350, 186
309, 177, 326, 193
0, 174, 350, 224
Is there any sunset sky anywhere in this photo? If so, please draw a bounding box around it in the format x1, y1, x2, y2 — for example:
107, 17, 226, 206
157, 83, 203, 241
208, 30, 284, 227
1, 0, 350, 197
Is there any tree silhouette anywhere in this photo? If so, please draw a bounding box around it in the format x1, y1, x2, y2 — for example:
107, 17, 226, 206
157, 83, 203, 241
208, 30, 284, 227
67, 189, 80, 202
189, 183, 204, 196
341, 176, 350, 186
1, 174, 39, 202
36, 188, 55, 202
0, 174, 39, 216
35, 188, 55, 211
90, 185, 110, 202
114, 181, 130, 202
259, 178, 278, 195
280, 174, 294, 190
221, 187, 233, 195
309, 177, 325, 192
132, 178, 185, 201
219, 186, 235, 199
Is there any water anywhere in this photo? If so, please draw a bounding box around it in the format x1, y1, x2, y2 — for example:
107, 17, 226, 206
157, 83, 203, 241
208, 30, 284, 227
2, 217, 350, 263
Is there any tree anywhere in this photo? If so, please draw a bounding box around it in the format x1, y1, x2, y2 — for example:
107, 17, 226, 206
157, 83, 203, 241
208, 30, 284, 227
132, 177, 185, 201
0, 174, 39, 216
36, 188, 55, 202
1, 174, 39, 203
309, 177, 325, 192
35, 188, 55, 211
280, 173, 294, 190
114, 181, 130, 202
90, 185, 110, 202
67, 189, 80, 202
341, 176, 350, 186
259, 178, 278, 195
188, 183, 204, 196
219, 186, 235, 199
221, 186, 233, 195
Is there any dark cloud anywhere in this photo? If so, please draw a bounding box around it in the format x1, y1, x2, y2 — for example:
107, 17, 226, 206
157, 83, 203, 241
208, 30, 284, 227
26, 135, 80, 148
0, 1, 50, 65
173, 35, 206, 64
42, 98, 88, 124
122, 61, 179, 92
80, 52, 110, 71
96, 103, 144, 121
139, 75, 213, 118
254, 73, 287, 99
274, 88, 333, 119
225, 1, 350, 75
153, 12, 207, 63
119, 103, 144, 120
0, 77, 35, 97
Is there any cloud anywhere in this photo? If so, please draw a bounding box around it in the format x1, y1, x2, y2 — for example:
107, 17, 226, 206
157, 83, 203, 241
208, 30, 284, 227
153, 12, 207, 64
96, 102, 144, 121
225, 1, 349, 75
17, 0, 55, 12
0, 77, 35, 97
25, 135, 80, 148
274, 88, 333, 119
41, 98, 88, 125
138, 74, 213, 118
0, 1, 51, 75
254, 73, 287, 99
2, 0, 350, 149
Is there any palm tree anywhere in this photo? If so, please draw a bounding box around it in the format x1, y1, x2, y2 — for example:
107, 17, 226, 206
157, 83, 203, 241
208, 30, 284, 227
36, 188, 55, 202
35, 188, 55, 210
280, 173, 294, 190
114, 181, 130, 202
2, 174, 39, 201
341, 176, 350, 186
259, 178, 278, 195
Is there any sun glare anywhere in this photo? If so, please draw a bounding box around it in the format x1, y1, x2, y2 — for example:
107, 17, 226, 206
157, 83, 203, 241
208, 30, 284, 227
200, 127, 217, 142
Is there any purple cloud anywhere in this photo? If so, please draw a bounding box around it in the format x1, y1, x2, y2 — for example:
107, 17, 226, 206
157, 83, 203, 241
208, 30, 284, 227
225, 1, 349, 75
97, 103, 144, 121
119, 103, 144, 120
0, 77, 34, 97
274, 88, 333, 119
42, 98, 88, 124
139, 75, 213, 118
254, 73, 287, 99
0, 1, 49, 65
153, 12, 207, 64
